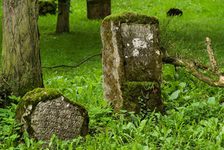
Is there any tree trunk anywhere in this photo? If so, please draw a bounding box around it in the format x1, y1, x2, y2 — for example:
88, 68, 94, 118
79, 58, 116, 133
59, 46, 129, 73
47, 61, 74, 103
2, 0, 43, 96
56, 0, 70, 33
87, 0, 111, 19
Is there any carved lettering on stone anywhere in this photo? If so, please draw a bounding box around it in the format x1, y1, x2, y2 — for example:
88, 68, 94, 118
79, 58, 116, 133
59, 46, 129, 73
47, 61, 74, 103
30, 96, 85, 140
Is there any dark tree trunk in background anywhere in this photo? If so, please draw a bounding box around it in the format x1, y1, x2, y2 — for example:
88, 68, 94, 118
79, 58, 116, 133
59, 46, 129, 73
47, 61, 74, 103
56, 0, 70, 33
87, 0, 111, 19
2, 0, 43, 96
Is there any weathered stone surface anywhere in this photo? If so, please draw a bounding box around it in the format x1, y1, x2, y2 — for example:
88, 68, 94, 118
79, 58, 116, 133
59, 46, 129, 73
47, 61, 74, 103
101, 12, 163, 113
16, 88, 89, 141
121, 23, 161, 81
87, 0, 111, 19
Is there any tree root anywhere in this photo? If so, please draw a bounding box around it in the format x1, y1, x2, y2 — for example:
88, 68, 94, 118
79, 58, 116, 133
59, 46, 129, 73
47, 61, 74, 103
42, 53, 101, 69
42, 37, 224, 88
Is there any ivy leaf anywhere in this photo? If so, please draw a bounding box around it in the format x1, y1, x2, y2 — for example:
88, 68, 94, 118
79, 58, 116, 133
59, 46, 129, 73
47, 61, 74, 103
207, 97, 216, 105
169, 90, 180, 100
179, 82, 186, 89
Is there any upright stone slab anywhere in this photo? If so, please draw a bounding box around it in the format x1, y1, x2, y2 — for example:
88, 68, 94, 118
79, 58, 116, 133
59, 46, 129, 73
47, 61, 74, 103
16, 88, 89, 141
101, 12, 163, 113
87, 0, 111, 19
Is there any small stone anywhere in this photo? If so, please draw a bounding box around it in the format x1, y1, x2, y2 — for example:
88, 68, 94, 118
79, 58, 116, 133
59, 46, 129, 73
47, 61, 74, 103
167, 8, 183, 17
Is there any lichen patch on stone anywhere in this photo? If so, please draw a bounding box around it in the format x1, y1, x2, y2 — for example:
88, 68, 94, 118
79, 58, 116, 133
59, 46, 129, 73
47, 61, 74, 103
147, 33, 153, 41
156, 50, 161, 55
133, 49, 140, 57
132, 38, 147, 49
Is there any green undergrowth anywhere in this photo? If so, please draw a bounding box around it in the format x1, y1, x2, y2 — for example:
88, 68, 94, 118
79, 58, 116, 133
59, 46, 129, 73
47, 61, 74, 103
1, 0, 224, 149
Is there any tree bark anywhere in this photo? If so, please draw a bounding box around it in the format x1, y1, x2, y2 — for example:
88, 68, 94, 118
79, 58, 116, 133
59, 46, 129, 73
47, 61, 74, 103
2, 0, 43, 96
87, 0, 111, 19
56, 0, 70, 33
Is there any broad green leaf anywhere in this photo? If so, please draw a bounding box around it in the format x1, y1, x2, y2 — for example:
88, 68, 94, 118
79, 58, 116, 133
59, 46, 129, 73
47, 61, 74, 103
207, 97, 216, 105
179, 82, 186, 88
169, 90, 180, 100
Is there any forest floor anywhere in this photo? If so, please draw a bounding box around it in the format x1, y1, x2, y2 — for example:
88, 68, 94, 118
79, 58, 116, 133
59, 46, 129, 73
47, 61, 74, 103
1, 0, 224, 149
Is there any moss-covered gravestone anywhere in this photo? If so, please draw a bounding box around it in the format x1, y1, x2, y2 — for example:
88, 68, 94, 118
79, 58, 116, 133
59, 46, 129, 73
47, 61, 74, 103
16, 88, 89, 141
101, 12, 163, 113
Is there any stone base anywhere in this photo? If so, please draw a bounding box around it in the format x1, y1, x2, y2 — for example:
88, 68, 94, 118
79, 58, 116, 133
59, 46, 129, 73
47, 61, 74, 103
122, 82, 163, 113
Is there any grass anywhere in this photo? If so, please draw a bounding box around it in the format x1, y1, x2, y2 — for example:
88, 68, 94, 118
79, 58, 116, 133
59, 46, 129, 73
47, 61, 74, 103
1, 0, 224, 149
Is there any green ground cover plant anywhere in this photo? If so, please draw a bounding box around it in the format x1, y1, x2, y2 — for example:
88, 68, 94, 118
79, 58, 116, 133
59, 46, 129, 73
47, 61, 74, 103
1, 0, 224, 149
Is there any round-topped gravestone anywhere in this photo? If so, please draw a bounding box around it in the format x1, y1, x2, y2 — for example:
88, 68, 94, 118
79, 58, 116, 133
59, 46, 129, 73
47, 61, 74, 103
16, 88, 89, 141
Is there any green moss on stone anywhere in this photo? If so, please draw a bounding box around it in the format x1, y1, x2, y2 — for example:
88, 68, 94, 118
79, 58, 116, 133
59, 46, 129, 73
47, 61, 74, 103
16, 88, 88, 121
102, 12, 159, 25
121, 81, 162, 113
16, 88, 62, 121
124, 81, 158, 90
22, 88, 61, 104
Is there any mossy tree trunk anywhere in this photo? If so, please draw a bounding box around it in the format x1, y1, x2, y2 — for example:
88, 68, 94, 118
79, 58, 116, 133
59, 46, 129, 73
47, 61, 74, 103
56, 0, 70, 33
2, 0, 43, 96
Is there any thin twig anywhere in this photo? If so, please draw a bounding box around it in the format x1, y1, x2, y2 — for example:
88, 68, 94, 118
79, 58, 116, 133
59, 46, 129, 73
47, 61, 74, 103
163, 56, 224, 87
162, 37, 224, 87
42, 53, 101, 69
162, 57, 209, 71
163, 57, 224, 87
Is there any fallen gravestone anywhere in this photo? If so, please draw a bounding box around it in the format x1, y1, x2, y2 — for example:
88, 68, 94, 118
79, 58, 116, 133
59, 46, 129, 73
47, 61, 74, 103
16, 88, 89, 141
101, 12, 164, 113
